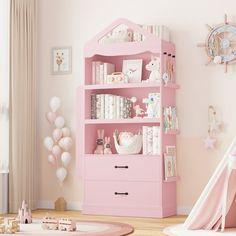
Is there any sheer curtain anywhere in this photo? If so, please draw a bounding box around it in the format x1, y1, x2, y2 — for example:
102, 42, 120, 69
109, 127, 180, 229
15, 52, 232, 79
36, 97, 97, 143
0, 1, 10, 173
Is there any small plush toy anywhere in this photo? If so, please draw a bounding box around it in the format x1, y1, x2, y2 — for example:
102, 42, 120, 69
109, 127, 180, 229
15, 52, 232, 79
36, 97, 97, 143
145, 57, 161, 82
130, 97, 145, 118
104, 137, 112, 154
94, 129, 104, 154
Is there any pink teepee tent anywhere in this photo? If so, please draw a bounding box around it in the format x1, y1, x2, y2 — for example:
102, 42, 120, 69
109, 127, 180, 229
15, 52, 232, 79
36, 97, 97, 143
184, 137, 236, 231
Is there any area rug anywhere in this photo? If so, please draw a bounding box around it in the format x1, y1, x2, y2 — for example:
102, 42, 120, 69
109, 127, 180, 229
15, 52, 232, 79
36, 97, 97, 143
13, 220, 134, 236
164, 224, 236, 236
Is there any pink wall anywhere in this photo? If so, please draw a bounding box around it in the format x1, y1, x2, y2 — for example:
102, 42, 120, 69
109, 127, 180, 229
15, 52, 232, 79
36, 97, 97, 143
37, 0, 236, 213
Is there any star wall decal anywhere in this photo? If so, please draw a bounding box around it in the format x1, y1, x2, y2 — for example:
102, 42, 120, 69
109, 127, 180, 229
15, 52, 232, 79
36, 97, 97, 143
204, 135, 216, 149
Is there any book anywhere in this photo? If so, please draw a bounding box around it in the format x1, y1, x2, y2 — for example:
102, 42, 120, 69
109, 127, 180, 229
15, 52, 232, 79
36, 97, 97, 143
99, 64, 104, 84
142, 126, 148, 155
104, 63, 115, 84
95, 61, 101, 84
147, 126, 153, 155
153, 126, 160, 155
92, 61, 96, 85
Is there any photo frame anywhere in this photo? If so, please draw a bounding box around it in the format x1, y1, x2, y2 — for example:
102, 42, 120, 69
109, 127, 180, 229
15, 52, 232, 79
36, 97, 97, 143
51, 47, 72, 75
164, 155, 177, 179
122, 59, 143, 83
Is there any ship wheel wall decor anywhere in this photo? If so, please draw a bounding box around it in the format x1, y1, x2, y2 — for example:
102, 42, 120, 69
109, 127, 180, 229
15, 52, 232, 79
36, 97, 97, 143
198, 14, 236, 72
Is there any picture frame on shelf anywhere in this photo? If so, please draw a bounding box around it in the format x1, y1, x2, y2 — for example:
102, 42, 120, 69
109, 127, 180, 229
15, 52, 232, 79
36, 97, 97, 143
51, 47, 72, 75
122, 59, 143, 83
164, 154, 177, 179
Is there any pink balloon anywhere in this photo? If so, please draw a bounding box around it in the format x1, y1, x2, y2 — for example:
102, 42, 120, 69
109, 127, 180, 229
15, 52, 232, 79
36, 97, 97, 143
62, 127, 70, 137
58, 138, 65, 149
63, 137, 73, 151
52, 145, 62, 158
46, 112, 57, 124
48, 154, 56, 166
53, 129, 63, 142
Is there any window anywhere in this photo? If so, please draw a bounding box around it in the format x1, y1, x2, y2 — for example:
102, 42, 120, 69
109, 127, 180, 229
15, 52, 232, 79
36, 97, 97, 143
0, 0, 10, 173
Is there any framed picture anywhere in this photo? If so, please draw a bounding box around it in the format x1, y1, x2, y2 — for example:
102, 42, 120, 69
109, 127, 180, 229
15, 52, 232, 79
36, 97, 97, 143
164, 155, 177, 179
122, 59, 143, 83
51, 47, 72, 75
166, 145, 176, 156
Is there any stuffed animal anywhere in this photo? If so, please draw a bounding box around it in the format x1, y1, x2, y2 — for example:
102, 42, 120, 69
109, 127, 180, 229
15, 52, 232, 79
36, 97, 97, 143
145, 57, 161, 82
104, 137, 112, 154
94, 129, 104, 154
143, 93, 160, 118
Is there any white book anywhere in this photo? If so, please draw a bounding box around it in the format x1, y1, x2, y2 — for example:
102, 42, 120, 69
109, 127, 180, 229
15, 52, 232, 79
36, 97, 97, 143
100, 94, 105, 119
99, 64, 104, 84
142, 126, 148, 155
116, 96, 120, 119
104, 94, 110, 119
92, 61, 96, 85
108, 95, 114, 119
147, 126, 153, 155
104, 63, 115, 84
153, 126, 160, 155
95, 61, 101, 85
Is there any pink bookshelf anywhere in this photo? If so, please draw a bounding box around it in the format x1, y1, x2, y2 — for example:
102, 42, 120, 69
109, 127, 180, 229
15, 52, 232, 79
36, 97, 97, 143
77, 18, 179, 218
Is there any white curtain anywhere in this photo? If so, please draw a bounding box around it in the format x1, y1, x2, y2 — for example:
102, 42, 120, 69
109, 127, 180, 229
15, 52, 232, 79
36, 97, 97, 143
0, 0, 10, 174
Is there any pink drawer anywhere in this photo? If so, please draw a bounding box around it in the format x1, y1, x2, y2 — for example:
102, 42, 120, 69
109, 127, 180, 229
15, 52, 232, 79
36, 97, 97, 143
84, 180, 162, 207
84, 156, 162, 181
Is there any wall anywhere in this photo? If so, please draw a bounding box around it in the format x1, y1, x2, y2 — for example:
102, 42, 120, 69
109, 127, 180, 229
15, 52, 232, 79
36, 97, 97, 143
37, 0, 236, 213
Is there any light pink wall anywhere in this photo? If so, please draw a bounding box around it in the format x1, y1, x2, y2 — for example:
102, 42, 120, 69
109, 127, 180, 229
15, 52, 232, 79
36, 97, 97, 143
37, 0, 236, 212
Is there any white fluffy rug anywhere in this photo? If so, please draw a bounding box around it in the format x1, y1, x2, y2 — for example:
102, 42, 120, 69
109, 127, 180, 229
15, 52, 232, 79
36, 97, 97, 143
164, 224, 236, 236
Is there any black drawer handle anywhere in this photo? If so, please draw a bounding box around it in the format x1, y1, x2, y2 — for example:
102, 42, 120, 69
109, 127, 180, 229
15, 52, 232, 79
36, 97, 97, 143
114, 165, 128, 169
114, 192, 128, 195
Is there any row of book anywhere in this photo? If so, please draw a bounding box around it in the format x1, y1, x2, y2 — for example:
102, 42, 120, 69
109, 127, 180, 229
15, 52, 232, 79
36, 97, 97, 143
163, 106, 178, 131
91, 94, 132, 119
134, 24, 170, 42
92, 61, 115, 85
142, 126, 161, 155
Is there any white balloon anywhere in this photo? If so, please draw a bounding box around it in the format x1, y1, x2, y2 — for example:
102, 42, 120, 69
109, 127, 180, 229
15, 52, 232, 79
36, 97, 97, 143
44, 137, 54, 151
55, 116, 65, 129
50, 96, 61, 112
61, 152, 72, 167
56, 167, 67, 183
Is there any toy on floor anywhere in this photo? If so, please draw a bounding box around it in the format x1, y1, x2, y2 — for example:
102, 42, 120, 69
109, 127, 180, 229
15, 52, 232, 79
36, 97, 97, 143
17, 200, 32, 224
0, 218, 20, 234
41, 216, 76, 232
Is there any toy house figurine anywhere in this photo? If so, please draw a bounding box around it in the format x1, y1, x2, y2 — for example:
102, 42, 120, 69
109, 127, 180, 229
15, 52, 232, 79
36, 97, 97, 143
17, 200, 32, 224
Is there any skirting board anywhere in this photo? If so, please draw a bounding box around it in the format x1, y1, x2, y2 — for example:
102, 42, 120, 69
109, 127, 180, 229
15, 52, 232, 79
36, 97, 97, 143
37, 201, 191, 216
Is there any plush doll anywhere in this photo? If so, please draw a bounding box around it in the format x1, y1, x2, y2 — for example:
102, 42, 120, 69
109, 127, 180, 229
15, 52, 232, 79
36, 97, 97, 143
94, 129, 104, 154
104, 137, 112, 154
145, 57, 161, 82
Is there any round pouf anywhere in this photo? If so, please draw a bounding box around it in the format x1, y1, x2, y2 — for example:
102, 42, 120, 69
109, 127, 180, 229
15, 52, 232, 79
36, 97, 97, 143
18, 220, 134, 236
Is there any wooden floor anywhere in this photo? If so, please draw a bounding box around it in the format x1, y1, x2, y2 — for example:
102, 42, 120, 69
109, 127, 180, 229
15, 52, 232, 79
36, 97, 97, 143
11, 210, 186, 236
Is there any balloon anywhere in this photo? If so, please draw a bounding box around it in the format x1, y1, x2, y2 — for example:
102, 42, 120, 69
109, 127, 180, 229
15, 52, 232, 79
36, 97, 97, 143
62, 127, 70, 137
48, 154, 56, 166
52, 145, 62, 158
44, 137, 54, 151
63, 137, 73, 151
46, 111, 57, 124
58, 138, 65, 149
53, 129, 63, 142
61, 152, 72, 167
50, 96, 61, 112
56, 167, 67, 183
55, 116, 65, 129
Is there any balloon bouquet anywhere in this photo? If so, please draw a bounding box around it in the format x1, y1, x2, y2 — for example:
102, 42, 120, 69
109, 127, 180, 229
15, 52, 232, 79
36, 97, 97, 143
44, 97, 73, 184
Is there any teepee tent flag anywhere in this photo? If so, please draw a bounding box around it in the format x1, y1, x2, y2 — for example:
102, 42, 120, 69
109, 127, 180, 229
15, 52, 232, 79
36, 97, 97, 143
184, 137, 236, 231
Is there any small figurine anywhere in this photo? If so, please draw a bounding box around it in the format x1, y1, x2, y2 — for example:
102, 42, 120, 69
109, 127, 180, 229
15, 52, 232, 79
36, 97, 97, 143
104, 137, 112, 154
94, 129, 104, 154
142, 93, 160, 118
42, 216, 58, 230
17, 200, 32, 224
145, 57, 161, 82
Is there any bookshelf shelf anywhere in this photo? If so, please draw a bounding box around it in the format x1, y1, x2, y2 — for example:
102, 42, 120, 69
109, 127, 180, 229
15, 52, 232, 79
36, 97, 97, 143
77, 18, 179, 218
85, 118, 161, 124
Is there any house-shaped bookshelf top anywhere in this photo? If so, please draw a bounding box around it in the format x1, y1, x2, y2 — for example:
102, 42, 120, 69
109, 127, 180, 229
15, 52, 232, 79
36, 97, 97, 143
84, 18, 174, 57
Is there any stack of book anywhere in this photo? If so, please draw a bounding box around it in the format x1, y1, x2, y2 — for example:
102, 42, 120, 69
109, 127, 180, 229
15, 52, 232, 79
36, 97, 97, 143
92, 61, 115, 85
91, 94, 132, 119
142, 126, 161, 155
133, 25, 170, 42
163, 106, 178, 131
